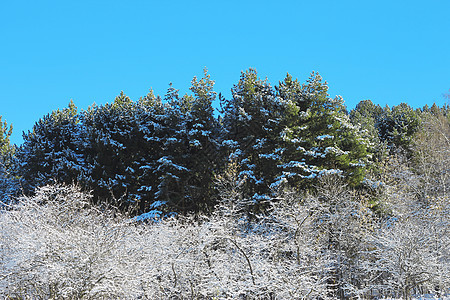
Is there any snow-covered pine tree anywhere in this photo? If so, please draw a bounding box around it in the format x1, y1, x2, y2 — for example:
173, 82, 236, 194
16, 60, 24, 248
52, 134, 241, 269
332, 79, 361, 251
277, 72, 369, 189
0, 116, 14, 171
350, 100, 383, 145
133, 89, 169, 213
79, 92, 144, 211
376, 103, 421, 155
153, 71, 222, 214
19, 100, 83, 192
181, 69, 222, 212
350, 99, 387, 165
222, 69, 285, 211
152, 83, 191, 212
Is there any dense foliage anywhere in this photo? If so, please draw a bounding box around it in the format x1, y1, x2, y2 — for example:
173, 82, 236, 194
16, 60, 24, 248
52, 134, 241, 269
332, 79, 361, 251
12, 69, 380, 215
0, 116, 19, 203
1, 69, 449, 298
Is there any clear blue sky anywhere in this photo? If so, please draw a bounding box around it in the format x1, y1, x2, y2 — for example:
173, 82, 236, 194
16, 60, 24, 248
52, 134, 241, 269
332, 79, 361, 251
1, 0, 449, 145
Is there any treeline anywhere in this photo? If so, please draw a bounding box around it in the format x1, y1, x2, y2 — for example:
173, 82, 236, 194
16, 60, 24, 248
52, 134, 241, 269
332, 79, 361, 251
1, 69, 449, 298
0, 69, 449, 215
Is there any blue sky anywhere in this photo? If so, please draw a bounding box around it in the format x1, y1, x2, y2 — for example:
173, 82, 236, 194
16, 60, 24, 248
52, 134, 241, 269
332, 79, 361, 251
1, 0, 449, 145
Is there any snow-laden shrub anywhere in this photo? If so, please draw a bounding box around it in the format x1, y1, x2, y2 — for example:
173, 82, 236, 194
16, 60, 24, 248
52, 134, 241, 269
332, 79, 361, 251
0, 185, 151, 298
0, 184, 330, 299
367, 199, 450, 299
1, 183, 448, 299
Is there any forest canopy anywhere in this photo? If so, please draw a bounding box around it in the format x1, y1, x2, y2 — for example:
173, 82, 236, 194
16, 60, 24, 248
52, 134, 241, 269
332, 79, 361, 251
0, 69, 449, 299
0, 69, 448, 215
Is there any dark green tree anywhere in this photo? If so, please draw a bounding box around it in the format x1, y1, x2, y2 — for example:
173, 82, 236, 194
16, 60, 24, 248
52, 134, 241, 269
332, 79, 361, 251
350, 99, 387, 164
151, 83, 190, 212
222, 69, 285, 210
350, 100, 383, 142
19, 100, 83, 192
376, 103, 421, 154
80, 92, 146, 211
155, 70, 222, 213
0, 116, 14, 172
181, 69, 222, 212
134, 89, 169, 213
0, 116, 19, 203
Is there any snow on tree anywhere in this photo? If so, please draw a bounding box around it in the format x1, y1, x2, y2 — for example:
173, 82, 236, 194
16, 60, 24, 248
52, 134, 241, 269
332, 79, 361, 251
133, 89, 169, 212
221, 69, 285, 211
368, 204, 449, 299
350, 99, 388, 166
152, 70, 224, 214
364, 124, 450, 299
151, 83, 192, 212
1, 163, 448, 299
181, 69, 222, 211
0, 116, 19, 204
412, 109, 450, 201
0, 184, 331, 299
376, 102, 421, 155
18, 100, 83, 192
79, 92, 155, 212
0, 116, 14, 170
277, 72, 369, 189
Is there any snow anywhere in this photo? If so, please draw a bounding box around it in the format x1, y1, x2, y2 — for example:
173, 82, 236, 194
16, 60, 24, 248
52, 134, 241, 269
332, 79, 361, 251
190, 139, 201, 147
324, 146, 349, 156
252, 138, 266, 150
252, 193, 271, 201
258, 153, 281, 160
222, 139, 238, 148
157, 157, 188, 172
133, 209, 162, 221
137, 186, 152, 192
317, 168, 342, 176
269, 177, 287, 189
149, 200, 166, 208
166, 137, 178, 143
316, 134, 334, 140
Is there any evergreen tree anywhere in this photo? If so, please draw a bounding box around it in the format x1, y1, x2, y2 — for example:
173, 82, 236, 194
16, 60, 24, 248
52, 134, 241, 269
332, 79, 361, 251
0, 116, 14, 172
19, 100, 83, 192
277, 72, 368, 188
80, 92, 144, 211
222, 69, 285, 210
376, 102, 421, 154
350, 99, 383, 143
350, 99, 387, 164
155, 71, 222, 213
182, 69, 221, 211
0, 116, 19, 203
134, 90, 169, 213
152, 83, 191, 212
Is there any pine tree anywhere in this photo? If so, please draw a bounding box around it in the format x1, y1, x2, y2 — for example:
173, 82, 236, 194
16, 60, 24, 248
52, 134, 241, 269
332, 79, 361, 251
350, 99, 388, 165
277, 72, 368, 188
222, 69, 285, 210
150, 83, 190, 212
80, 92, 144, 211
19, 100, 83, 192
350, 99, 383, 143
376, 103, 421, 154
182, 69, 221, 212
0, 116, 19, 203
134, 89, 169, 213
154, 71, 222, 213
0, 116, 14, 172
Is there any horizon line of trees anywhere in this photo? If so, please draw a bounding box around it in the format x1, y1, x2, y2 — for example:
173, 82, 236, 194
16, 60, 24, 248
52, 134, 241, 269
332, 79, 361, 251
1, 68, 449, 215
1, 69, 449, 298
